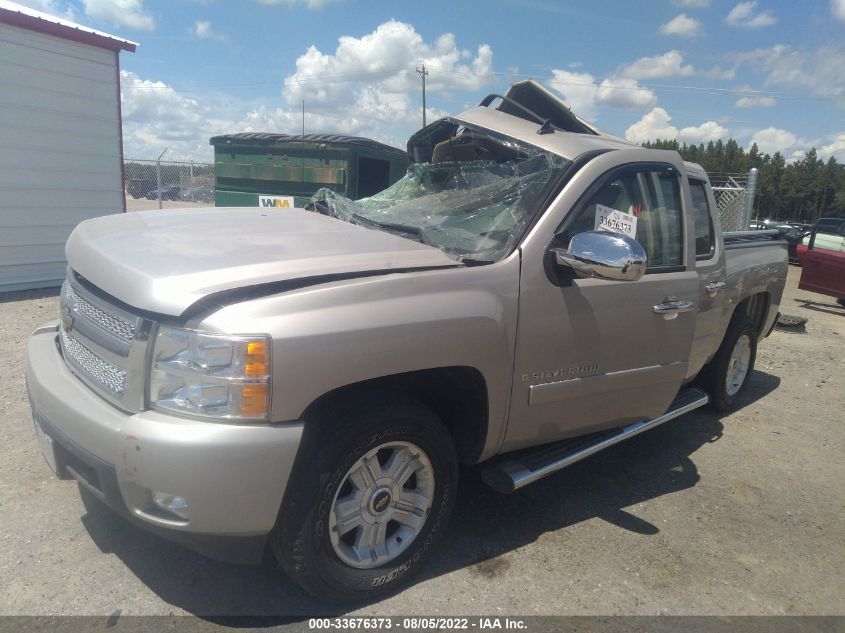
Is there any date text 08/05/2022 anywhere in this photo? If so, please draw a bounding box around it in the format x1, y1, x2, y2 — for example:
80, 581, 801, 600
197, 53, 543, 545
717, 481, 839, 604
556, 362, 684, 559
307, 617, 528, 630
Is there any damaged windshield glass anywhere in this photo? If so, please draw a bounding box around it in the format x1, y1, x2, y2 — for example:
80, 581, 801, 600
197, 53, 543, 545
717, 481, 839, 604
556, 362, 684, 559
307, 125, 570, 262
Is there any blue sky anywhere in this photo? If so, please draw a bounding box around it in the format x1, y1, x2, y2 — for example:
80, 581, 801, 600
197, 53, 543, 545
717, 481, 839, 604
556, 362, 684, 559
20, 0, 845, 161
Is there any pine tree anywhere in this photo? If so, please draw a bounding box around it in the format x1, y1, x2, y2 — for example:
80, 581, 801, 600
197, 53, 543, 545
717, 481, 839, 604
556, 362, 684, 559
634, 137, 843, 219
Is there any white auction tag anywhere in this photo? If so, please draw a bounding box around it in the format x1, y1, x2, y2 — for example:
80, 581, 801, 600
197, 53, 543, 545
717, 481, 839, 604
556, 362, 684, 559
594, 203, 637, 238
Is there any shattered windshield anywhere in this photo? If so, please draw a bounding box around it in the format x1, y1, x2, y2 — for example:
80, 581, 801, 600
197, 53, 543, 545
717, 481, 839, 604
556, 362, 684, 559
307, 125, 570, 262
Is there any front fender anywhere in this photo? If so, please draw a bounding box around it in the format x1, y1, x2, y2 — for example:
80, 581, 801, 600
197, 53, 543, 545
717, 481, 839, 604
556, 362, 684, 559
198, 257, 521, 460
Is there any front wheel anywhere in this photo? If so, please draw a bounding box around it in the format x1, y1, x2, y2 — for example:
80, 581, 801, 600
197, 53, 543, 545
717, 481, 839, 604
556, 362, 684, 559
271, 396, 457, 602
697, 315, 758, 412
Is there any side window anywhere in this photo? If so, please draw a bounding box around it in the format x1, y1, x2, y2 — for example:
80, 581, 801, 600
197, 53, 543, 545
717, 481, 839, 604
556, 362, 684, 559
563, 167, 684, 269
689, 179, 715, 259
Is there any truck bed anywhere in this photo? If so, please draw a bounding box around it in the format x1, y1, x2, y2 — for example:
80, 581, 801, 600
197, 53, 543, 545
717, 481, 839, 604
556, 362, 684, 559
723, 229, 785, 249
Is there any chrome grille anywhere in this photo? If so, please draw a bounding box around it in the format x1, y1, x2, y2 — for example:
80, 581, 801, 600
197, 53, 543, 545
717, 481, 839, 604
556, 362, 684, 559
59, 274, 151, 411
60, 328, 126, 394
65, 282, 135, 344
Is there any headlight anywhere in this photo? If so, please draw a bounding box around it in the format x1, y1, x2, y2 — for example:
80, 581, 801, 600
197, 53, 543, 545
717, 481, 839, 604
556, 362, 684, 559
149, 326, 271, 422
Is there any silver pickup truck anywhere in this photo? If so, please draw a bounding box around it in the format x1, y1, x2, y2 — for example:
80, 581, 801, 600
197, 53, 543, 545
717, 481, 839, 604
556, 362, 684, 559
26, 81, 787, 602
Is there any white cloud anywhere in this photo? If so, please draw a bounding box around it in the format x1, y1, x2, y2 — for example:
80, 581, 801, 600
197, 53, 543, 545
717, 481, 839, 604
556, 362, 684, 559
735, 95, 777, 108
118, 68, 423, 159
750, 127, 797, 154
10, 0, 57, 16
282, 20, 494, 110
15, 0, 79, 22
10, 0, 56, 10
832, 0, 845, 21
759, 46, 818, 88
725, 1, 777, 28
624, 111, 727, 146
549, 70, 599, 120
679, 121, 729, 143
81, 0, 153, 30
818, 133, 845, 161
659, 14, 702, 38
120, 70, 219, 157
596, 78, 657, 109
703, 65, 736, 81
237, 102, 412, 150
118, 22, 494, 159
257, 0, 339, 8
705, 45, 845, 105
625, 108, 678, 143
617, 50, 695, 79
549, 70, 656, 116
738, 44, 845, 105
193, 20, 230, 45
672, 0, 710, 7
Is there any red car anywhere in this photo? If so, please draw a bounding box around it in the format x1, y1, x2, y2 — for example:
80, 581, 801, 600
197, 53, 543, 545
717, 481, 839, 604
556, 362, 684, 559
797, 218, 845, 307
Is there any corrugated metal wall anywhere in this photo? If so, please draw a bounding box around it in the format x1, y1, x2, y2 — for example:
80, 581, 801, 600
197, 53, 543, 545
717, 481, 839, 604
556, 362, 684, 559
0, 23, 123, 292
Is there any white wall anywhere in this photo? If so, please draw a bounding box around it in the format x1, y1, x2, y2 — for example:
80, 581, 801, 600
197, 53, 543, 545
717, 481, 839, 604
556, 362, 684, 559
0, 23, 124, 292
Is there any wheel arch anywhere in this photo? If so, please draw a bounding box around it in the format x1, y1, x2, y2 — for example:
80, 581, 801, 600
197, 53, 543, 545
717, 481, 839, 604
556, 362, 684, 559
300, 366, 490, 465
733, 291, 771, 340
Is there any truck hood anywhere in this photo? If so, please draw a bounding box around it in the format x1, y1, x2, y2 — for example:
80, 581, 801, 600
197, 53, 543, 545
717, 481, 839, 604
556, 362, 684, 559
66, 207, 459, 316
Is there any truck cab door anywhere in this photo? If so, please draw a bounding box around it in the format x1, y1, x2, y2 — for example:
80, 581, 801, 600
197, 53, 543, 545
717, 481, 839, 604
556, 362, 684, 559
505, 157, 698, 453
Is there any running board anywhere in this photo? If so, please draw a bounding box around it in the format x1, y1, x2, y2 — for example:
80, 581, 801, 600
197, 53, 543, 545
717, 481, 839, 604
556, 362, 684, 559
482, 388, 710, 494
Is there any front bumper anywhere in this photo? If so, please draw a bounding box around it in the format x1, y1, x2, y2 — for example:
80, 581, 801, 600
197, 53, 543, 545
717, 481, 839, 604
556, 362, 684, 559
25, 323, 304, 563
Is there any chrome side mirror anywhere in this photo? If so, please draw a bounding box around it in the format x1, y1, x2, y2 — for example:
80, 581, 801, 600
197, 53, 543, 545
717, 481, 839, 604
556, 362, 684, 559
552, 231, 647, 282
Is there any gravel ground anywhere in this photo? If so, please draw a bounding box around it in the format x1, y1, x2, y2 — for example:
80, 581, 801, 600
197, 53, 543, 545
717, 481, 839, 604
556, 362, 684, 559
0, 265, 842, 617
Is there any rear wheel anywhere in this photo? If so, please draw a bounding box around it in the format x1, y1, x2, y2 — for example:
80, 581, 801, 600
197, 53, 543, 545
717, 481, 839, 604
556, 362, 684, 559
271, 396, 457, 602
697, 315, 758, 412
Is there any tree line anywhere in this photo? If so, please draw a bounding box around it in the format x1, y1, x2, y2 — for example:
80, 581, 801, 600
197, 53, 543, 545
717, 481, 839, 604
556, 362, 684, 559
641, 139, 845, 223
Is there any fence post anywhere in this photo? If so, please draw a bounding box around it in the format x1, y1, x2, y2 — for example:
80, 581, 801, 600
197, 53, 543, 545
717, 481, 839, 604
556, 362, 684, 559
155, 147, 168, 210
155, 160, 162, 209
743, 168, 758, 228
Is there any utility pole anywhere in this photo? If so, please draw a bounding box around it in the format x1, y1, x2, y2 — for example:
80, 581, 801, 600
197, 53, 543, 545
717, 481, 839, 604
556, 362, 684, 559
416, 64, 428, 129
302, 99, 305, 136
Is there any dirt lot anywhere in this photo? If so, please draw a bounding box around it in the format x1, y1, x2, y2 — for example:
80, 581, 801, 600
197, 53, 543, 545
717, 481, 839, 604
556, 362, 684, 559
0, 265, 842, 617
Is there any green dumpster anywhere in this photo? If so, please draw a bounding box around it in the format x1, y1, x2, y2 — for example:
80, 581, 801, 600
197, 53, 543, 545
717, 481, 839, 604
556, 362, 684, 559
209, 133, 409, 208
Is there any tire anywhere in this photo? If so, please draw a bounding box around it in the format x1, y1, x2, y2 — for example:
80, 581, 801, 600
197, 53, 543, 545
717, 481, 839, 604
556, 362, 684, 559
270, 394, 458, 603
697, 315, 758, 412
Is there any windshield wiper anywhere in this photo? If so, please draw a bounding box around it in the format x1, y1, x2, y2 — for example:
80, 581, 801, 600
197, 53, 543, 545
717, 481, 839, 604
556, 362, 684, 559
460, 257, 494, 266
351, 213, 434, 246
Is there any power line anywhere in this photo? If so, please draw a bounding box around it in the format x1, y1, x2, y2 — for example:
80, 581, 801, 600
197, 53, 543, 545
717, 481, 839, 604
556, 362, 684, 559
119, 63, 844, 105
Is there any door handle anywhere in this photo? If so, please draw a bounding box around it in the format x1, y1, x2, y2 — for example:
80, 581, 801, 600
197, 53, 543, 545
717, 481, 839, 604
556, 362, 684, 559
653, 299, 695, 314
705, 281, 726, 294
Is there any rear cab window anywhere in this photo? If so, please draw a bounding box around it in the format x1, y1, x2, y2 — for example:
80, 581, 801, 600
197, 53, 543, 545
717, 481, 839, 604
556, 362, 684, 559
688, 179, 716, 260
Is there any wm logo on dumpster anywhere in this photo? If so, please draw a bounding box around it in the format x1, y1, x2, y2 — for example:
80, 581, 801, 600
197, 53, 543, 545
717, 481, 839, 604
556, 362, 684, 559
258, 195, 294, 208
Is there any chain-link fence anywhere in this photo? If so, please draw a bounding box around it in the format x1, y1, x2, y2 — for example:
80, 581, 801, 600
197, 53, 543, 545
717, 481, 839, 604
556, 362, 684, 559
123, 159, 760, 230
710, 169, 758, 232
124, 158, 215, 211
